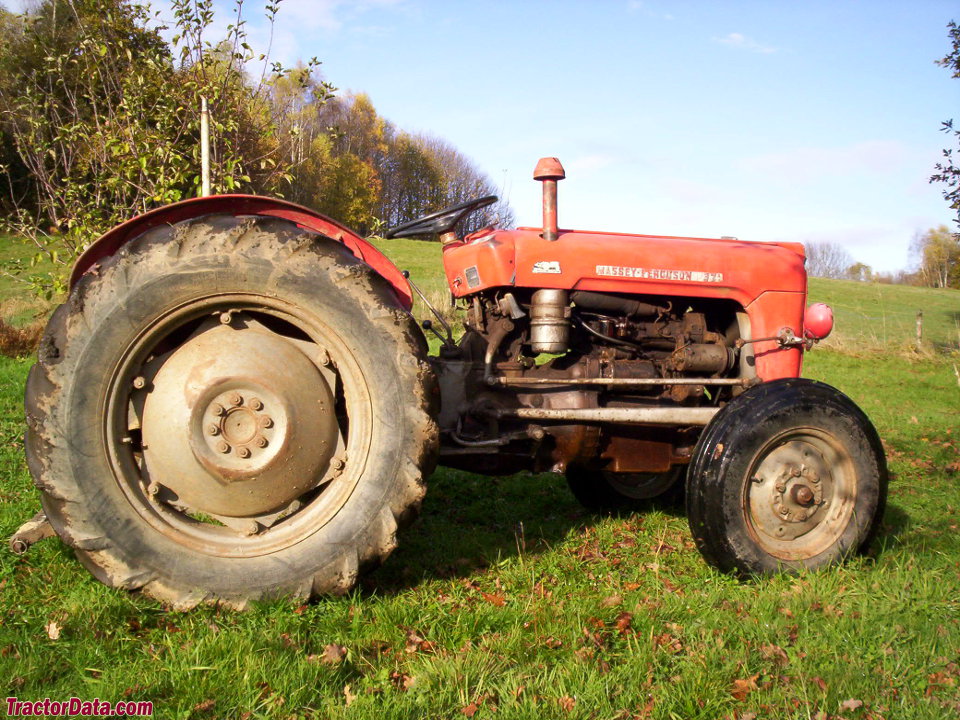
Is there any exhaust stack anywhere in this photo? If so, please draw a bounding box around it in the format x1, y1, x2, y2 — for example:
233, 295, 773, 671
533, 157, 565, 242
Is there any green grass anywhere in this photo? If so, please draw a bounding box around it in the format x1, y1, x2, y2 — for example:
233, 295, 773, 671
2, 353, 960, 717
809, 277, 960, 353
1, 236, 960, 717
0, 234, 58, 326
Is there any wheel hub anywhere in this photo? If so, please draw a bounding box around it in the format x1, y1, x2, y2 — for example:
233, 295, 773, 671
746, 435, 850, 549
141, 322, 339, 517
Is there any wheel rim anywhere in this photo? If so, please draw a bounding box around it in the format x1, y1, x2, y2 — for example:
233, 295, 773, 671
742, 427, 857, 561
103, 294, 372, 558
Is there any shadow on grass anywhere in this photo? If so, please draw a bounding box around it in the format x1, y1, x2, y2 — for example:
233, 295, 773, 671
364, 467, 686, 595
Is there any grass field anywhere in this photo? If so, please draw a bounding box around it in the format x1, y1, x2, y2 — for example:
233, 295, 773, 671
1, 233, 959, 718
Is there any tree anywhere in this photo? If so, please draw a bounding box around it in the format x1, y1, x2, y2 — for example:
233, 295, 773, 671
0, 0, 326, 292
846, 262, 873, 282
931, 20, 960, 228
805, 241, 854, 279
912, 225, 960, 288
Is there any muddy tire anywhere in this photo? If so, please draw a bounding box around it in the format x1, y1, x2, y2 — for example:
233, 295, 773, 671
686, 378, 886, 576
566, 465, 685, 511
24, 215, 438, 608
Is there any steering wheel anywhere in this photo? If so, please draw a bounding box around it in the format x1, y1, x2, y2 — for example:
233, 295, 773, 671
385, 195, 498, 239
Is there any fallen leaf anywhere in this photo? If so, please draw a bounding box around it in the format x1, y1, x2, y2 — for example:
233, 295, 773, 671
45, 621, 60, 640
481, 591, 506, 607
624, 582, 641, 591
730, 674, 759, 701
614, 611, 633, 635
558, 695, 576, 712
192, 699, 215, 712
390, 671, 414, 690
839, 698, 863, 711
461, 702, 479, 717
601, 594, 623, 608
760, 643, 789, 667
343, 685, 356, 707
812, 676, 828, 692
316, 643, 347, 665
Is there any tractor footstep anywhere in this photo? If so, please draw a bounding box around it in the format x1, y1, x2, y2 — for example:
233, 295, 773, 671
9, 511, 54, 555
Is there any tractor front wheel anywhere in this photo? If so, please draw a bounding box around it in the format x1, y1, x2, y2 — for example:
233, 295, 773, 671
685, 379, 887, 576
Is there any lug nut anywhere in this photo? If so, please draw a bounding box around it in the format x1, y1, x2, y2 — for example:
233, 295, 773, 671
250, 398, 264, 411
791, 468, 802, 477
318, 349, 331, 366
208, 425, 221, 436
217, 441, 231, 454
229, 392, 243, 406
255, 436, 268, 448
212, 403, 227, 417
259, 416, 274, 429
237, 447, 251, 459
331, 457, 344, 470
792, 485, 815, 506
132, 376, 146, 389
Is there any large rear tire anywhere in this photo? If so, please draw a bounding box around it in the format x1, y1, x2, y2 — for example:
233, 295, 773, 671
25, 215, 438, 608
686, 379, 886, 576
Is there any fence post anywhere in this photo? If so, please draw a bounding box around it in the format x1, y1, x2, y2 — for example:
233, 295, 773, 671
916, 310, 923, 350
200, 96, 211, 197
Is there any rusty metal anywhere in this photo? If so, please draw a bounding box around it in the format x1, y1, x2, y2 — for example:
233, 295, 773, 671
94, 294, 374, 560
9, 511, 54, 555
492, 406, 718, 425
141, 320, 339, 517
744, 432, 855, 558
490, 376, 754, 387
533, 157, 565, 242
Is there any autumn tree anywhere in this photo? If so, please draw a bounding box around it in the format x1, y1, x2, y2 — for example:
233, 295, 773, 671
0, 0, 325, 293
912, 225, 960, 288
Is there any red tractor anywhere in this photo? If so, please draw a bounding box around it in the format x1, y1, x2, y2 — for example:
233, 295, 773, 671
21, 157, 887, 608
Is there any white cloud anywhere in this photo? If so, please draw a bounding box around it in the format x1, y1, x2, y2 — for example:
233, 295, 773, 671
714, 32, 777, 54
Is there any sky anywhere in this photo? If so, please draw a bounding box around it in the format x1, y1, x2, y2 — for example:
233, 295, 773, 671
14, 0, 959, 272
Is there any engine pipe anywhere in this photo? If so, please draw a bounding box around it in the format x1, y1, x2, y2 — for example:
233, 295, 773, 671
491, 406, 719, 426
489, 376, 755, 387
533, 157, 565, 242
570, 291, 667, 317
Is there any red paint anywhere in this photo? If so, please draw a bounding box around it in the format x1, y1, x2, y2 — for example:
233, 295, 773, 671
70, 194, 412, 308
804, 302, 834, 340
443, 228, 807, 380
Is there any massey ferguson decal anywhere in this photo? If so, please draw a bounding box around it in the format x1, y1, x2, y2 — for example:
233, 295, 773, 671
595, 265, 724, 283
532, 261, 562, 274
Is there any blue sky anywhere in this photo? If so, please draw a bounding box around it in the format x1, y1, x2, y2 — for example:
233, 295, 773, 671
20, 0, 960, 272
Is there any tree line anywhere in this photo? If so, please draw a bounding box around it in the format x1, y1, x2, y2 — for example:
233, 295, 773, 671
0, 0, 512, 293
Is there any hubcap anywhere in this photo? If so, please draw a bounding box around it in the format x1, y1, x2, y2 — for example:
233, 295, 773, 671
141, 322, 339, 517
745, 430, 856, 559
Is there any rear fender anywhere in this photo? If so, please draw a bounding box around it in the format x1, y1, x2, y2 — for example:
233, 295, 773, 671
69, 194, 413, 308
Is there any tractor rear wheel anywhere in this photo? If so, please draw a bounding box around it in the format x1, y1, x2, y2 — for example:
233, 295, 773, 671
686, 379, 886, 576
24, 215, 438, 608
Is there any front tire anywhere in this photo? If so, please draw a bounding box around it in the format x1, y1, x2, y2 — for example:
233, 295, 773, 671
25, 215, 438, 608
686, 379, 887, 576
